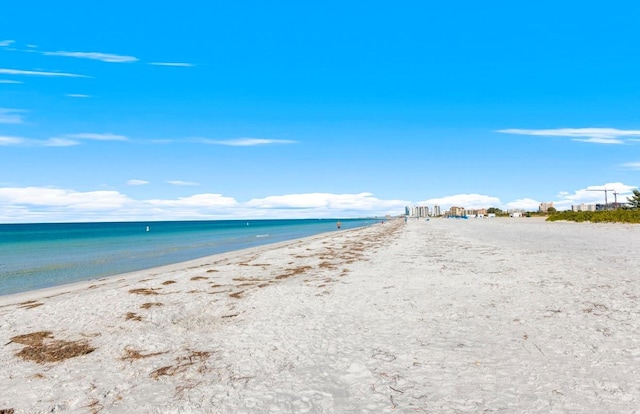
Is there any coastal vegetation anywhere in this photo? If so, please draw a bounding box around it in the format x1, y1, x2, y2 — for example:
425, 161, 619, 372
547, 209, 640, 223
546, 188, 640, 223
486, 207, 508, 216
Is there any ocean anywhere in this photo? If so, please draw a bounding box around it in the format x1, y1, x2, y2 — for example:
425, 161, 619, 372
0, 218, 377, 296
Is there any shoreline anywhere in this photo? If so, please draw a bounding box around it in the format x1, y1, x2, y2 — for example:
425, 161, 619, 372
2, 218, 639, 412
0, 223, 372, 305
0, 218, 378, 298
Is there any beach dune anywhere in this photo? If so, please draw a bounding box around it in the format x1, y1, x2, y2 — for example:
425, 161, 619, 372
1, 218, 639, 413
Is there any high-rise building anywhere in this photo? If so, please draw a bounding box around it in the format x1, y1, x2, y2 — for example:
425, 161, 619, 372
405, 205, 430, 217
432, 205, 441, 216
539, 202, 554, 212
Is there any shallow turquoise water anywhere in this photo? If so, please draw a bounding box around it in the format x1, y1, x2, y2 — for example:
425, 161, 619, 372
0, 218, 375, 295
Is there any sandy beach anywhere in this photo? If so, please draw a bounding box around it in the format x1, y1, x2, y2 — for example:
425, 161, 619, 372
1, 217, 639, 413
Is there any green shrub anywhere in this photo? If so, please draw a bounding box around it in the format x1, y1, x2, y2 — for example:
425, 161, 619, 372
546, 210, 640, 223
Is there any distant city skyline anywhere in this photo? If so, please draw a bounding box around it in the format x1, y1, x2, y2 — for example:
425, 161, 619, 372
407, 192, 634, 217
1, 2, 639, 222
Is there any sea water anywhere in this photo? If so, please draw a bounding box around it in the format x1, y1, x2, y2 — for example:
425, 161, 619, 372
0, 219, 376, 296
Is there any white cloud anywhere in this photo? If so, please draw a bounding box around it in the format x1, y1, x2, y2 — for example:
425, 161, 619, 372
496, 128, 640, 144
0, 68, 88, 78
43, 138, 81, 147
10, 182, 640, 222
0, 108, 25, 124
7, 183, 635, 223
0, 136, 26, 146
166, 180, 200, 186
573, 137, 623, 144
67, 94, 90, 98
43, 51, 138, 63
145, 138, 297, 146
0, 79, 23, 84
64, 133, 128, 141
0, 187, 240, 222
0, 188, 407, 222
0, 133, 127, 147
0, 187, 131, 210
553, 182, 636, 210
0, 40, 14, 47
149, 62, 194, 67
148, 193, 236, 208
199, 138, 297, 146
415, 183, 638, 213
246, 192, 408, 216
504, 198, 540, 211
620, 162, 640, 170
417, 193, 501, 210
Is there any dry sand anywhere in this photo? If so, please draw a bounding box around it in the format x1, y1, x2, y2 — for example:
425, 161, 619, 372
1, 217, 639, 413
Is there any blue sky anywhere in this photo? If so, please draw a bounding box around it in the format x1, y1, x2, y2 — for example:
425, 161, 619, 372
1, 1, 639, 222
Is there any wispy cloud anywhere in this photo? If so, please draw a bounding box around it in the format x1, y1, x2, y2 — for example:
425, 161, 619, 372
620, 162, 640, 170
43, 51, 138, 63
0, 108, 25, 124
127, 179, 150, 186
199, 138, 298, 146
149, 62, 194, 67
496, 128, 640, 144
3, 42, 190, 71
0, 136, 26, 146
0, 136, 82, 147
0, 79, 23, 84
43, 138, 81, 147
0, 68, 89, 78
66, 94, 90, 98
64, 133, 128, 141
575, 137, 625, 144
0, 133, 128, 147
166, 180, 200, 186
44, 133, 129, 146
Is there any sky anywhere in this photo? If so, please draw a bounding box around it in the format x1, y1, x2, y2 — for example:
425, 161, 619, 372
1, 1, 639, 222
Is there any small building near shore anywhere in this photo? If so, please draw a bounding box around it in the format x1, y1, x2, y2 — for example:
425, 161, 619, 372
572, 203, 596, 212
449, 206, 465, 217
